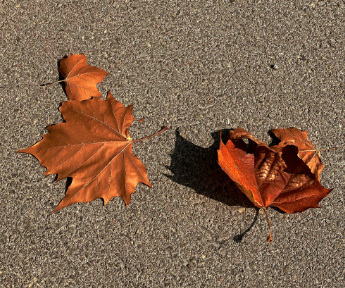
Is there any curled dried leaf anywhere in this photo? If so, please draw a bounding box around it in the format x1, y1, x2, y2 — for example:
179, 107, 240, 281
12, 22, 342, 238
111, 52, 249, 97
218, 127, 332, 242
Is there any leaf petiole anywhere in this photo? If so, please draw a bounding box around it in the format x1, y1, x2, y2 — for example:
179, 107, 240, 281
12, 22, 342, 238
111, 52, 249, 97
39, 79, 65, 86
133, 126, 169, 143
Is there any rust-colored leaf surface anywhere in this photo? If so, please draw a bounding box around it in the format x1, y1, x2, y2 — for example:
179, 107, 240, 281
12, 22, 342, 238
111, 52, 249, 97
19, 91, 168, 212
218, 127, 332, 242
58, 53, 109, 101
270, 127, 324, 181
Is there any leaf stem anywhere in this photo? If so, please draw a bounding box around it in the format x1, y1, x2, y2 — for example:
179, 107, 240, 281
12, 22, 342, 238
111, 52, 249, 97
134, 126, 169, 142
40, 79, 65, 87
263, 208, 273, 243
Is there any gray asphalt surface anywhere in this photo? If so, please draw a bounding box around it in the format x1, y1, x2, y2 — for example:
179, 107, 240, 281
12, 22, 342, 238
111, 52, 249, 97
1, 1, 345, 287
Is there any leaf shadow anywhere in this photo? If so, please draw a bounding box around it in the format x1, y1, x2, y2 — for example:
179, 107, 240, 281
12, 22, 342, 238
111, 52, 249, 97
233, 208, 259, 242
56, 55, 68, 97
267, 130, 281, 147
65, 177, 72, 191
165, 128, 258, 242
63, 177, 106, 206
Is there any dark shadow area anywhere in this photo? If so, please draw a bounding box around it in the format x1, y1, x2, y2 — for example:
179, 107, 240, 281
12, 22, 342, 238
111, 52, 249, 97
233, 208, 259, 243
65, 177, 72, 191
56, 55, 68, 96
267, 130, 281, 147
165, 128, 257, 243
52, 175, 72, 190
165, 128, 255, 208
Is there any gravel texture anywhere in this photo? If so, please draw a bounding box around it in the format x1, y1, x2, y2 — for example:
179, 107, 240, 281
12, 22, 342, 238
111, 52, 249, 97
1, 0, 345, 287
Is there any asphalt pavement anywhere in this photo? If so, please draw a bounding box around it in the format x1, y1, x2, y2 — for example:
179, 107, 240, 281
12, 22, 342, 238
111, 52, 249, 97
1, 1, 345, 287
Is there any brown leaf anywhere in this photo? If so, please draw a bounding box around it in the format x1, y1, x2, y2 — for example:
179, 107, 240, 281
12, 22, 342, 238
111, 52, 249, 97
218, 127, 332, 242
58, 53, 109, 101
270, 127, 324, 181
19, 91, 167, 212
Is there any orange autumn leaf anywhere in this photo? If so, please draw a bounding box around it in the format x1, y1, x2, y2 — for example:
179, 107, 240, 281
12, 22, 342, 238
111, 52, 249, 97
58, 53, 109, 101
19, 91, 168, 212
218, 127, 332, 242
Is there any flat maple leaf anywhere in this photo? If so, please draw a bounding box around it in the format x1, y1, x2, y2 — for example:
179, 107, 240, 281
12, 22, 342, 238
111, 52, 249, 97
218, 127, 332, 242
58, 53, 109, 101
19, 91, 167, 212
270, 128, 324, 181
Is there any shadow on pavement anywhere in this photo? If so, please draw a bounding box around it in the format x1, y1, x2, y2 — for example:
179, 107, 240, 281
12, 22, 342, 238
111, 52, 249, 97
165, 128, 258, 242
233, 208, 259, 243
